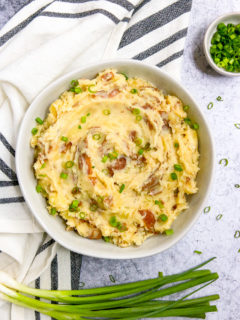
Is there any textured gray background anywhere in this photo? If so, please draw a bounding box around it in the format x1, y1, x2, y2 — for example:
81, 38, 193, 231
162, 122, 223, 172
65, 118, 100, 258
1, 0, 240, 319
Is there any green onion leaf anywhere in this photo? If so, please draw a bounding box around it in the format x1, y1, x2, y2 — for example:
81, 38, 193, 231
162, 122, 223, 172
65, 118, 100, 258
74, 87, 82, 94
234, 230, 240, 238
130, 88, 138, 94
81, 116, 86, 123
40, 163, 46, 169
194, 250, 202, 255
70, 80, 78, 87
88, 85, 97, 93
36, 184, 43, 193
69, 200, 79, 211
90, 204, 98, 212
35, 117, 43, 125
78, 125, 82, 129
138, 148, 144, 155
132, 108, 140, 115
174, 164, 183, 172
119, 72, 128, 80
87, 113, 90, 117
103, 236, 110, 242
61, 136, 68, 142
183, 105, 190, 111
50, 208, 57, 215
136, 115, 142, 121
170, 172, 177, 180
165, 229, 174, 236
184, 118, 192, 126
31, 128, 38, 135
79, 212, 85, 219
192, 123, 199, 130
65, 161, 74, 168
93, 133, 101, 140
234, 123, 240, 129
207, 102, 214, 110
135, 138, 142, 146
159, 214, 168, 222
155, 200, 164, 208
71, 186, 80, 194
216, 214, 223, 220
109, 216, 117, 227
103, 109, 111, 115
109, 275, 116, 283
60, 172, 68, 179
216, 96, 223, 101
174, 142, 179, 148
204, 206, 211, 213
234, 184, 240, 188
119, 184, 125, 193
219, 158, 228, 166
101, 155, 108, 163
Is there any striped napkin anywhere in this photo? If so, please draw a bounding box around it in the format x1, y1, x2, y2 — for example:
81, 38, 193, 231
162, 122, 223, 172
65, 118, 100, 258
0, 0, 192, 319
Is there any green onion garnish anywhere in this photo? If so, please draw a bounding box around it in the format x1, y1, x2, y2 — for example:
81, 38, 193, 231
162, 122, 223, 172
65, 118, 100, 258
35, 117, 43, 125
103, 236, 110, 242
204, 206, 211, 213
40, 163, 46, 169
138, 148, 144, 155
165, 229, 174, 236
234, 231, 240, 238
78, 125, 82, 129
79, 212, 85, 219
39, 174, 46, 177
119, 72, 128, 80
60, 172, 68, 179
183, 105, 190, 111
216, 214, 223, 220
109, 216, 117, 227
134, 138, 142, 146
192, 123, 199, 130
50, 208, 57, 215
61, 136, 68, 142
174, 164, 183, 172
194, 250, 202, 255
119, 184, 125, 193
159, 214, 168, 222
155, 200, 164, 208
75, 87, 82, 94
101, 155, 108, 163
88, 85, 97, 93
207, 102, 214, 110
90, 204, 98, 212
71, 80, 78, 87
216, 96, 223, 101
158, 271, 163, 278
36, 184, 43, 193
69, 200, 79, 211
109, 275, 116, 283
235, 184, 240, 188
130, 88, 138, 94
108, 151, 118, 160
31, 128, 38, 135
81, 116, 86, 123
234, 123, 240, 129
136, 115, 142, 121
103, 109, 111, 115
65, 161, 74, 168
219, 158, 228, 166
170, 172, 177, 180
174, 142, 179, 148
71, 186, 80, 194
93, 133, 101, 140
87, 113, 90, 117
132, 108, 140, 115
184, 118, 192, 126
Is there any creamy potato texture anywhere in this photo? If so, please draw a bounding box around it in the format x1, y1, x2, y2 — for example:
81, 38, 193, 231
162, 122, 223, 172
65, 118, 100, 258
31, 69, 199, 247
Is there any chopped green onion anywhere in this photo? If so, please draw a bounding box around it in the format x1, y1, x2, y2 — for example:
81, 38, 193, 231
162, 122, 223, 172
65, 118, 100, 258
60, 172, 68, 179
108, 151, 118, 160
132, 108, 140, 115
138, 148, 144, 155
50, 208, 57, 215
92, 166, 95, 168
109, 216, 117, 227
234, 123, 240, 129
119, 72, 128, 80
93, 133, 101, 140
65, 161, 74, 168
238, 249, 240, 253
103, 109, 111, 115
155, 200, 164, 208
134, 138, 142, 146
88, 85, 97, 93
130, 88, 138, 94
158, 271, 163, 278
71, 186, 80, 194
234, 184, 240, 188
69, 200, 79, 211
61, 136, 68, 142
101, 155, 108, 163
109, 275, 116, 283
35, 117, 43, 125
36, 184, 43, 193
40, 163, 46, 169
136, 115, 142, 121
90, 204, 98, 212
183, 105, 190, 111
204, 206, 211, 214
192, 123, 199, 130
81, 116, 86, 123
174, 164, 183, 172
78, 125, 82, 129
234, 231, 240, 238
38, 174, 46, 177
74, 87, 82, 94
184, 118, 192, 126
194, 250, 202, 255
79, 212, 85, 219
71, 80, 78, 87
216, 214, 223, 220
216, 96, 223, 101
102, 168, 109, 175
174, 142, 179, 148
165, 229, 174, 236
103, 236, 110, 242
31, 128, 38, 135
219, 158, 228, 166
119, 184, 125, 193
207, 102, 214, 110
87, 113, 90, 117
170, 172, 177, 180
159, 214, 168, 222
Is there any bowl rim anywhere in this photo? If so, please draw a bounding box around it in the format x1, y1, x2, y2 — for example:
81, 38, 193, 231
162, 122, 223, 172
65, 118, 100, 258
15, 59, 215, 259
203, 12, 240, 77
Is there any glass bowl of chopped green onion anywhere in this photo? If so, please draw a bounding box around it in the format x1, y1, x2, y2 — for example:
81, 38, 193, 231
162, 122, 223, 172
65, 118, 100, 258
203, 12, 240, 76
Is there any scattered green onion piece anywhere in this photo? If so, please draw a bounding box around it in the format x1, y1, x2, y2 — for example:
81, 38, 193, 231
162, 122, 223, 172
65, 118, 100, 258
74, 87, 82, 94
109, 275, 116, 283
234, 184, 240, 188
174, 164, 183, 172
102, 168, 109, 175
108, 151, 118, 160
135, 138, 142, 146
79, 212, 85, 219
155, 200, 164, 208
92, 166, 95, 168
216, 214, 223, 221
183, 105, 190, 111
192, 123, 199, 130
36, 184, 43, 193
50, 208, 57, 215
65, 161, 74, 168
207, 102, 214, 110
101, 155, 108, 163
109, 216, 117, 227
194, 250, 202, 255
78, 125, 82, 129
165, 229, 174, 236
119, 184, 125, 193
130, 88, 138, 94
88, 85, 97, 93
170, 172, 177, 180
216, 96, 223, 101
119, 72, 128, 80
132, 108, 140, 115
40, 163, 46, 169
70, 80, 78, 87
60, 172, 68, 179
38, 174, 46, 177
87, 113, 90, 117
174, 142, 179, 148
234, 231, 240, 238
234, 123, 240, 129
93, 133, 101, 140
136, 115, 142, 121
204, 206, 211, 214
184, 118, 192, 126
31, 128, 38, 135
103, 236, 110, 242
219, 158, 228, 166
69, 200, 79, 211
103, 109, 111, 115
138, 148, 144, 155
81, 116, 86, 123
71, 186, 80, 194
61, 136, 68, 142
158, 271, 163, 278
90, 204, 98, 212
238, 249, 240, 253
159, 214, 168, 222
35, 117, 43, 125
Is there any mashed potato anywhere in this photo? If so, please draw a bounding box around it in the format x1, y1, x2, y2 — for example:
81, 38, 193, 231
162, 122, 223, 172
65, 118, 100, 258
31, 68, 199, 247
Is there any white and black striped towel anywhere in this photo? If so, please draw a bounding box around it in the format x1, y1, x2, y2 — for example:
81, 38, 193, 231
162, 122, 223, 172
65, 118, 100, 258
0, 0, 192, 319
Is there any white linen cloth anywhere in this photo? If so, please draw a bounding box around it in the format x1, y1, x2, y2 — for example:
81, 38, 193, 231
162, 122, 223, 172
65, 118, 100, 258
0, 0, 192, 319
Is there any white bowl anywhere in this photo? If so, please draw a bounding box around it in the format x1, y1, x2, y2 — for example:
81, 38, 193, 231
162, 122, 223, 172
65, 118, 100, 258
203, 12, 240, 77
16, 60, 215, 259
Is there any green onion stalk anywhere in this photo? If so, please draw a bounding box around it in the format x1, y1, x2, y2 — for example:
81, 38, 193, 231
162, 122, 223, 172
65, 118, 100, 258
0, 258, 219, 319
